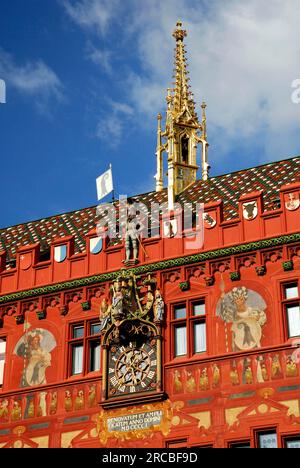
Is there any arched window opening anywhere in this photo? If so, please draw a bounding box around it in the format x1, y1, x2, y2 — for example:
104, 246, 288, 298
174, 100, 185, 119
181, 136, 189, 164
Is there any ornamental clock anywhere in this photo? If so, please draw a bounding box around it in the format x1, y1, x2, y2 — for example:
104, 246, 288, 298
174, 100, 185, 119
100, 272, 165, 409
108, 340, 158, 397
102, 318, 164, 408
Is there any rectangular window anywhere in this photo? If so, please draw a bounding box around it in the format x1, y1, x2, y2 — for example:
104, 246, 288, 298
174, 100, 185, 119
73, 325, 84, 339
90, 323, 101, 336
285, 438, 300, 448
257, 431, 278, 449
72, 344, 83, 375
229, 441, 251, 449
0, 338, 6, 386
282, 281, 300, 340
174, 306, 186, 320
69, 320, 101, 377
174, 326, 187, 356
166, 439, 188, 448
193, 302, 205, 316
171, 298, 207, 359
89, 340, 101, 372
284, 284, 299, 300
194, 322, 206, 353
287, 305, 300, 338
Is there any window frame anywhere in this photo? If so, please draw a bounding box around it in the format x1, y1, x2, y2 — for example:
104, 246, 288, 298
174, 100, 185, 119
0, 336, 6, 388
282, 435, 300, 448
68, 319, 102, 378
254, 428, 279, 449
281, 280, 300, 340
171, 298, 207, 360
228, 440, 251, 449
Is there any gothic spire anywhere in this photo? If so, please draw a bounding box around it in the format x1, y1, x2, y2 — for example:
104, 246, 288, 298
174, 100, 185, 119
170, 21, 198, 123
155, 21, 210, 207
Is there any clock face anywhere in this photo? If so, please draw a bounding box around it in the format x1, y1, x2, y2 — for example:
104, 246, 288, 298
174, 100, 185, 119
108, 341, 157, 397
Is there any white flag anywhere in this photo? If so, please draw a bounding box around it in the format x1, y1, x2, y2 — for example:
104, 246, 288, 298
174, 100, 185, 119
96, 166, 113, 201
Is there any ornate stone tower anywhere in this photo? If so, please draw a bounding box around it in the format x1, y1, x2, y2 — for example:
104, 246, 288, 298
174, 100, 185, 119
155, 21, 209, 210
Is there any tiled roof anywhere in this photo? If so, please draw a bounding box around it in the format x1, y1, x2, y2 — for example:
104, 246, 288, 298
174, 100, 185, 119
1, 156, 299, 263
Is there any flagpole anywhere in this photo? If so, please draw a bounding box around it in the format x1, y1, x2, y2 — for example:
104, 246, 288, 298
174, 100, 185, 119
110, 163, 115, 203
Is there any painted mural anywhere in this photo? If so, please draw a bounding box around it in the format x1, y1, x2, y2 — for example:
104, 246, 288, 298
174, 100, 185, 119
217, 286, 267, 352
14, 328, 56, 388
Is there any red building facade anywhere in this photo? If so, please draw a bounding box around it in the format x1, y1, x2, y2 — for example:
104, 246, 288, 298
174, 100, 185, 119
0, 24, 300, 449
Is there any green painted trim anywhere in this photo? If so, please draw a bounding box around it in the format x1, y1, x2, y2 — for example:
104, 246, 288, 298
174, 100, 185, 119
0, 232, 300, 305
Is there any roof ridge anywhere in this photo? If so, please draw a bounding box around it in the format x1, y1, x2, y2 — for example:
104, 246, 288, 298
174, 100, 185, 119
0, 155, 299, 232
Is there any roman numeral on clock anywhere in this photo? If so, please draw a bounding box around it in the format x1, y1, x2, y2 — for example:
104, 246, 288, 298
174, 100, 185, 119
150, 360, 157, 367
110, 376, 118, 386
109, 368, 115, 374
148, 371, 155, 379
130, 386, 136, 393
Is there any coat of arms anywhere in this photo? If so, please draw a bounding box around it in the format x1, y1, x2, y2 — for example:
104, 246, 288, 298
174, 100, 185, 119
242, 201, 258, 220
285, 192, 300, 211
203, 211, 217, 229
163, 219, 178, 238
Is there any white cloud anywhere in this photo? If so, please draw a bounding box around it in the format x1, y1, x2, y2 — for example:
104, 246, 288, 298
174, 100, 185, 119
96, 99, 134, 144
62, 0, 300, 164
62, 0, 118, 35
87, 44, 112, 73
0, 48, 63, 110
109, 99, 134, 116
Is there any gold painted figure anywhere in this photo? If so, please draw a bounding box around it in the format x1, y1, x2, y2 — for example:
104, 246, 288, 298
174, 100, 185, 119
88, 384, 97, 407
75, 390, 85, 410
286, 356, 298, 378
0, 399, 9, 420
11, 401, 22, 421
185, 371, 196, 393
173, 370, 183, 393
230, 364, 240, 386
50, 392, 57, 415
271, 354, 282, 379
212, 364, 220, 388
64, 390, 73, 412
199, 368, 209, 391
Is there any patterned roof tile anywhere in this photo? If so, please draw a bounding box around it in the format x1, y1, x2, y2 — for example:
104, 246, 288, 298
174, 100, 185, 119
0, 156, 299, 261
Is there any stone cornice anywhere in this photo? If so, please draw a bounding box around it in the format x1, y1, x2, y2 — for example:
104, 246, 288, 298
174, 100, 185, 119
0, 232, 299, 305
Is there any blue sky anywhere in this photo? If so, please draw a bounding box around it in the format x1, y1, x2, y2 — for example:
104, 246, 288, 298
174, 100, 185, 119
0, 0, 300, 228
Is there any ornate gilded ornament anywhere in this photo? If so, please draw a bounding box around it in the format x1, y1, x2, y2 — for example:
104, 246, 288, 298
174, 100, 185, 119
100, 272, 164, 405
97, 400, 179, 444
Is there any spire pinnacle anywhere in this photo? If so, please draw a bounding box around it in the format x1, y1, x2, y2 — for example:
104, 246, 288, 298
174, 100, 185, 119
155, 22, 210, 204
172, 21, 187, 42
169, 21, 198, 121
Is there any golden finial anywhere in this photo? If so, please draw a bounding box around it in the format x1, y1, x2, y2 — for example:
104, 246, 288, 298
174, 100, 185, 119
173, 21, 187, 41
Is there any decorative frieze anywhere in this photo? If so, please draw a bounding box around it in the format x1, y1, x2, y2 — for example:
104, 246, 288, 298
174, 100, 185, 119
0, 232, 299, 306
